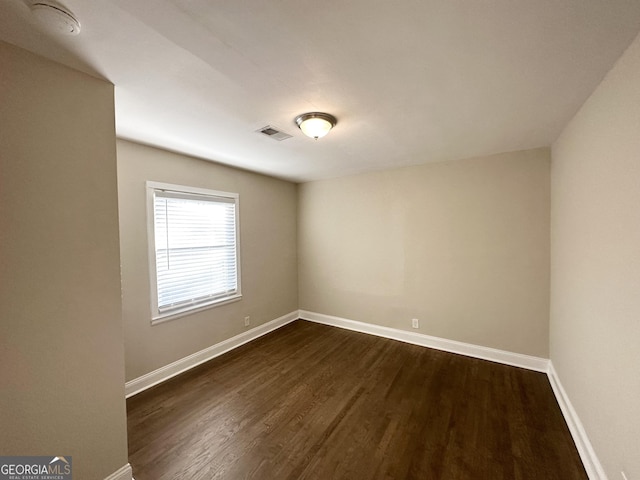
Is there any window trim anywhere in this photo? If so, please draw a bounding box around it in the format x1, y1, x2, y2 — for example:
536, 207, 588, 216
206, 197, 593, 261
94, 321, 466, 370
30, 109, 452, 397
146, 181, 242, 325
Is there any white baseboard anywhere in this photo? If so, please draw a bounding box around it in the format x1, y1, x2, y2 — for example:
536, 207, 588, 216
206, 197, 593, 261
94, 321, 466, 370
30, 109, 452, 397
298, 310, 604, 477
125, 311, 298, 398
547, 362, 607, 480
123, 308, 601, 480
298, 310, 549, 372
104, 463, 133, 480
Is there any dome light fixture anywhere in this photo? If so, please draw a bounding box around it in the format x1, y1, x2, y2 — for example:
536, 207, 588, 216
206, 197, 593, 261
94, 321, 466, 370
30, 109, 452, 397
294, 112, 337, 139
31, 2, 81, 36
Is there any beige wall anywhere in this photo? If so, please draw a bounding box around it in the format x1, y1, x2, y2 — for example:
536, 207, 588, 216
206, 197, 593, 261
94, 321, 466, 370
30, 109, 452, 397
117, 140, 298, 381
299, 148, 550, 357
551, 32, 640, 479
0, 43, 128, 478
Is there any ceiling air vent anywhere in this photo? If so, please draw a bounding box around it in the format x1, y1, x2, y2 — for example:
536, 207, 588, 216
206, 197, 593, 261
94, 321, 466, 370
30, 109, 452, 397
256, 125, 292, 141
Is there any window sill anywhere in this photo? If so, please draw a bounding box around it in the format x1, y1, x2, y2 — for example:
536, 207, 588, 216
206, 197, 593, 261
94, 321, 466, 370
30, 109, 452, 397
151, 294, 242, 326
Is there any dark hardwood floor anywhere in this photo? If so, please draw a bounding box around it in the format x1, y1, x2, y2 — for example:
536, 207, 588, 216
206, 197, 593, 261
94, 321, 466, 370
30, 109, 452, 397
127, 320, 587, 480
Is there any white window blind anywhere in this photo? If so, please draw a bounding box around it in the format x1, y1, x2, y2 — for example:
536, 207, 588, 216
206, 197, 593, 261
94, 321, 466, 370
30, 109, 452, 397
148, 183, 240, 322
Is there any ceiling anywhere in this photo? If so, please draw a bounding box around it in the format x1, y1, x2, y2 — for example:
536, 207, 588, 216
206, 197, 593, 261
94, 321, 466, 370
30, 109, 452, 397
2, 1, 640, 182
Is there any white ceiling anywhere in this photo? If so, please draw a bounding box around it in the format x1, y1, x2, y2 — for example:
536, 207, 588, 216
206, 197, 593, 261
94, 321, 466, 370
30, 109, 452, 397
2, 0, 640, 182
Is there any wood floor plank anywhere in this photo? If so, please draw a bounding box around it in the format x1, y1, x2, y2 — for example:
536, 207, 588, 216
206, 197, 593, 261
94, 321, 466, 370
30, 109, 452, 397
127, 320, 587, 480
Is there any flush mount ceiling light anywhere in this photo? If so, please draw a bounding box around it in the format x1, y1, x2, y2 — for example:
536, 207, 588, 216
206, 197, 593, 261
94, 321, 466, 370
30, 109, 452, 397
294, 112, 337, 139
31, 2, 81, 36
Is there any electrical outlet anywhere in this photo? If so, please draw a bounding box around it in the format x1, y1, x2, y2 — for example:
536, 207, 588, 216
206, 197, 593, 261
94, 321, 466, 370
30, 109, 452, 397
621, 471, 629, 480
411, 318, 419, 329
244, 316, 251, 327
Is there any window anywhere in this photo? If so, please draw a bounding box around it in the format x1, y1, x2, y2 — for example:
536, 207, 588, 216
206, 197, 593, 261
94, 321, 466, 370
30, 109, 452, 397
147, 181, 241, 324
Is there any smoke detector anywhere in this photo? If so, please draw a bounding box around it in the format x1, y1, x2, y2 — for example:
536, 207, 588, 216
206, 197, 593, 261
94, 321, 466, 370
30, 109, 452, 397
31, 2, 81, 36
